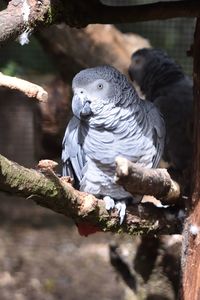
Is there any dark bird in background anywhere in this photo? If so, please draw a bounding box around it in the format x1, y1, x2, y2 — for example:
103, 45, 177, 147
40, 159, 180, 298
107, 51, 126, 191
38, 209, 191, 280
128, 48, 193, 193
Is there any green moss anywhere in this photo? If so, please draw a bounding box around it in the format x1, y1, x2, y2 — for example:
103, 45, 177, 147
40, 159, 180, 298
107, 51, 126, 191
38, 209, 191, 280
117, 228, 124, 234
45, 7, 53, 24
45, 6, 60, 25
127, 224, 151, 235
106, 219, 117, 229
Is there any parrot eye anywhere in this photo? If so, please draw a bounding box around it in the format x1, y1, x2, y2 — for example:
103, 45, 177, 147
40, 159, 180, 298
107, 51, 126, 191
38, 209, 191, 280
97, 83, 103, 90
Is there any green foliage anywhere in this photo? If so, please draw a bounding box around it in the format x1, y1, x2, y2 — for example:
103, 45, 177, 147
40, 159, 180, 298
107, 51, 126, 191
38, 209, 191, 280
0, 61, 23, 76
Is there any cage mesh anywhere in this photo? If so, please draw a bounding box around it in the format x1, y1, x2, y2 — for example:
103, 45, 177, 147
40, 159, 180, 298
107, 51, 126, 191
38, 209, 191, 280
101, 0, 195, 76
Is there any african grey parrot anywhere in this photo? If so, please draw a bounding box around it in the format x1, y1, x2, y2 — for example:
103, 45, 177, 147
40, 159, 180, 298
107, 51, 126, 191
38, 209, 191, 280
128, 48, 193, 192
62, 65, 165, 224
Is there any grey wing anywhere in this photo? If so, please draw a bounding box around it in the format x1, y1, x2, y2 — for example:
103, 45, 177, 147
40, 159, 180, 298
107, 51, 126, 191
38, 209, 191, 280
145, 101, 166, 168
62, 116, 85, 184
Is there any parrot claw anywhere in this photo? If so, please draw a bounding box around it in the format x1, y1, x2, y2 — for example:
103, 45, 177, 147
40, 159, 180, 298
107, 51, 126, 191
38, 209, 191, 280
103, 197, 126, 224
115, 201, 126, 224
103, 196, 115, 210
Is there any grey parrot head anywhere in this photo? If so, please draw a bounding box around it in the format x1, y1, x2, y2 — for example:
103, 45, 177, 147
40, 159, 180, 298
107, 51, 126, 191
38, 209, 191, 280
71, 65, 139, 120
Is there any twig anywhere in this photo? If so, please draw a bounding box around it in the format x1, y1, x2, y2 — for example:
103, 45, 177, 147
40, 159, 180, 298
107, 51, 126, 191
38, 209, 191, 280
115, 156, 181, 205
0, 72, 48, 102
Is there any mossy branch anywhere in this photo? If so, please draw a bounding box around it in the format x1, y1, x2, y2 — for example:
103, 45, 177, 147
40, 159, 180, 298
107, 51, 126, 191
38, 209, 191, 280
0, 154, 182, 235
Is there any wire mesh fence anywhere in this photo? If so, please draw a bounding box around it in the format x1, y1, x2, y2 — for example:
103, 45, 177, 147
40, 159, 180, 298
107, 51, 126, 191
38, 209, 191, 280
101, 0, 195, 76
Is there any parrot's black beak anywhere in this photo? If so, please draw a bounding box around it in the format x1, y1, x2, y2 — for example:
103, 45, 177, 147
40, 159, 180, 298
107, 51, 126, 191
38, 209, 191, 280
72, 95, 92, 120
80, 100, 92, 118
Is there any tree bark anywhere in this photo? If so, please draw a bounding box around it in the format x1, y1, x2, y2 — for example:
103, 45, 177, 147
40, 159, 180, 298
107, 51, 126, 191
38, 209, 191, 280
0, 72, 48, 102
74, 0, 200, 25
0, 0, 59, 46
0, 154, 182, 235
1, 0, 200, 46
115, 157, 180, 205
180, 18, 200, 300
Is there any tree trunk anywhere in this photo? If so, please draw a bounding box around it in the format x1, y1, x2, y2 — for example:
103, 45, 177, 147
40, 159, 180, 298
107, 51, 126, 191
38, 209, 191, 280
180, 17, 200, 300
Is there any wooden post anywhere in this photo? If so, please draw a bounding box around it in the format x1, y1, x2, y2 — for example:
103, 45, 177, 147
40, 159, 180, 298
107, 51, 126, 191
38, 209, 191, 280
180, 18, 200, 300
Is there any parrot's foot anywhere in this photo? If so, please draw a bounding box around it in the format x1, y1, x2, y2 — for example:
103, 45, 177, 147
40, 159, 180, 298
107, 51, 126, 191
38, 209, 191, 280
103, 196, 115, 210
115, 201, 126, 225
103, 197, 126, 225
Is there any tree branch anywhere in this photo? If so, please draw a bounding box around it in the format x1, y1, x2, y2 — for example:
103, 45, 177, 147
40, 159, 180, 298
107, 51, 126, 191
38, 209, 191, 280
0, 0, 62, 46
0, 154, 182, 235
1, 0, 200, 46
115, 157, 181, 205
0, 72, 48, 102
81, 0, 200, 25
